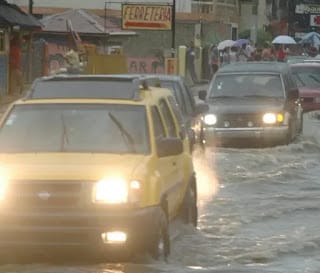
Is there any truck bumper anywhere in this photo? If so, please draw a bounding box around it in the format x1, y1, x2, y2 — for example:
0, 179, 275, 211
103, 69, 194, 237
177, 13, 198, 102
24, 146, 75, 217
0, 206, 161, 255
203, 126, 289, 146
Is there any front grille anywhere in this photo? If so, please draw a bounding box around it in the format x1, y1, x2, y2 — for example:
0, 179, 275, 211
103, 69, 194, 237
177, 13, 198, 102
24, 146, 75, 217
217, 113, 263, 128
6, 181, 84, 209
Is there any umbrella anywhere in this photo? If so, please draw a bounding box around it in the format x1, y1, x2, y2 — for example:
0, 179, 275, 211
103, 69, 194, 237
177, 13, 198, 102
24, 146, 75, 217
272, 35, 296, 44
300, 32, 320, 47
217, 40, 236, 50
234, 39, 249, 47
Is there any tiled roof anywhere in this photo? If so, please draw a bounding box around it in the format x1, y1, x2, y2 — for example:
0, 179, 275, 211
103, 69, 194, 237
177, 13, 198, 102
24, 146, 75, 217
0, 0, 41, 29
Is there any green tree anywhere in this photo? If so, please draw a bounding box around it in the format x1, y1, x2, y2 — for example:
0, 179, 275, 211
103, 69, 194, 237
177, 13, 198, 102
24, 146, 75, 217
238, 28, 272, 47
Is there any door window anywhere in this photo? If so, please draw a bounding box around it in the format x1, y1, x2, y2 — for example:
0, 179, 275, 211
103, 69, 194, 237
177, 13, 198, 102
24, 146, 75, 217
151, 106, 166, 140
159, 99, 177, 137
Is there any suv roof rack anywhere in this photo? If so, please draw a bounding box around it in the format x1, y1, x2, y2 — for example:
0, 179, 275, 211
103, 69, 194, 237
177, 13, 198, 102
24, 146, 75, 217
25, 74, 162, 101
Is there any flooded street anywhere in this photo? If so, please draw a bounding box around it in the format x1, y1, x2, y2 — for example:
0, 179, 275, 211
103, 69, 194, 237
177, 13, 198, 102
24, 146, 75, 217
1, 113, 319, 273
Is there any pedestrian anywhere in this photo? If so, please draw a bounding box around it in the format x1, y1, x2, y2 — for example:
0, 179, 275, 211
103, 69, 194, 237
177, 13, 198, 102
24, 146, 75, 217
222, 47, 230, 65
9, 34, 23, 95
238, 44, 248, 62
277, 45, 286, 62
186, 41, 198, 84
64, 48, 81, 74
209, 44, 219, 78
262, 42, 272, 61
229, 46, 239, 63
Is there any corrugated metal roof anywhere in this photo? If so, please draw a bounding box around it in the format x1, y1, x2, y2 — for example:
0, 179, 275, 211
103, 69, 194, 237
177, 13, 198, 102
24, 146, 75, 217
0, 0, 42, 29
19, 6, 226, 23
40, 9, 135, 35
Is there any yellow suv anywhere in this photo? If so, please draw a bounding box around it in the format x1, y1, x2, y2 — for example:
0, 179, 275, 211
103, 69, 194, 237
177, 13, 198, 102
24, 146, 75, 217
0, 75, 197, 260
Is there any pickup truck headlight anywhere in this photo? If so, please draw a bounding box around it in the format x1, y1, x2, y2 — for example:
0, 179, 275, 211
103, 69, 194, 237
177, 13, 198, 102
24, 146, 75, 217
262, 113, 284, 124
203, 114, 217, 126
93, 178, 141, 204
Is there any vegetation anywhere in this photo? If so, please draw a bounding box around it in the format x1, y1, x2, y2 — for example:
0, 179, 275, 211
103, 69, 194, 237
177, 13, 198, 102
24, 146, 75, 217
239, 28, 273, 47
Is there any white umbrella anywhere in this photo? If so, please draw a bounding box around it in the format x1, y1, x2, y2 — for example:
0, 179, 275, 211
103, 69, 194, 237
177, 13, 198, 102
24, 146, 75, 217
217, 40, 236, 50
272, 35, 296, 45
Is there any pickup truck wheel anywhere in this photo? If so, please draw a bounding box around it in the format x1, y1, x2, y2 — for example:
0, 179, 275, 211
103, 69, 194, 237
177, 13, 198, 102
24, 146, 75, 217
180, 183, 198, 227
149, 208, 170, 260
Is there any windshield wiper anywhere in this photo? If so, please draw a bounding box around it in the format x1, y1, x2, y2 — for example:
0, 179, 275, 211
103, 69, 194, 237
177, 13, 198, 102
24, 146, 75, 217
108, 112, 136, 153
60, 114, 69, 152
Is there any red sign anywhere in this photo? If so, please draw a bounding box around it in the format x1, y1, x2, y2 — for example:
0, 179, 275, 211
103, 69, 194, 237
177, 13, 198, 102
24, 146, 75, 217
310, 15, 320, 26
122, 4, 172, 30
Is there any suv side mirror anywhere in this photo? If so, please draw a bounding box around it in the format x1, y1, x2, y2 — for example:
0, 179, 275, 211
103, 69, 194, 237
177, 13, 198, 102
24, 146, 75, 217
194, 103, 209, 116
157, 138, 183, 157
198, 90, 207, 101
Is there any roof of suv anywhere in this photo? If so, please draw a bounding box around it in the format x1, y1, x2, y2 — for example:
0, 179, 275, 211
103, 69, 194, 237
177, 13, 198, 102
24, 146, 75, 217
25, 74, 170, 102
218, 62, 289, 74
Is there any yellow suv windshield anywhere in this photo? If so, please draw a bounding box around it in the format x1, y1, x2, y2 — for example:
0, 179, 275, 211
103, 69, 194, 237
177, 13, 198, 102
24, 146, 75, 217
0, 104, 150, 154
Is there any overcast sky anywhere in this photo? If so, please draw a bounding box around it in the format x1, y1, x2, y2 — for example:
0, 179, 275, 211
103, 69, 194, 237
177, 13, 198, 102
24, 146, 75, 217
8, 0, 191, 12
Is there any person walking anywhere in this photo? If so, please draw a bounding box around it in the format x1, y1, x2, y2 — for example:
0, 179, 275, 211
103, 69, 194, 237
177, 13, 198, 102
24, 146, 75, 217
209, 44, 219, 79
9, 34, 23, 95
186, 41, 198, 84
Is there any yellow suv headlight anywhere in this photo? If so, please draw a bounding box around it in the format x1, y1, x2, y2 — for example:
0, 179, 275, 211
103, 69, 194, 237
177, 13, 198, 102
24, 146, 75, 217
0, 168, 8, 201
93, 178, 141, 204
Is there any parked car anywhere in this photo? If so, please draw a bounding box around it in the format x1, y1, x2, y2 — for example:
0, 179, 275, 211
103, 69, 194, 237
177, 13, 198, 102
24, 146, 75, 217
0, 75, 198, 260
198, 62, 303, 147
289, 62, 320, 113
134, 74, 208, 150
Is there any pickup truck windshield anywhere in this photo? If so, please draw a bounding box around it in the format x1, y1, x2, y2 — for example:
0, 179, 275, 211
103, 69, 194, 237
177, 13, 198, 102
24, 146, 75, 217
0, 104, 149, 154
210, 74, 284, 98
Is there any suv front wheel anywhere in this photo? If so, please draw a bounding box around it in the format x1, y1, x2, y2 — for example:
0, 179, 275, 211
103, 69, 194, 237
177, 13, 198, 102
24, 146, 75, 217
148, 208, 170, 260
179, 181, 198, 227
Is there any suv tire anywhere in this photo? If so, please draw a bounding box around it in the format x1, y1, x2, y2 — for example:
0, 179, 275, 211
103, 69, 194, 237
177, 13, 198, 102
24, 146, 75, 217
179, 181, 198, 227
149, 208, 170, 260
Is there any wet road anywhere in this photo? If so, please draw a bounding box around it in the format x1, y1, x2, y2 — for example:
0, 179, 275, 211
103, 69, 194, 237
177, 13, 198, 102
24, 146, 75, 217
0, 112, 319, 273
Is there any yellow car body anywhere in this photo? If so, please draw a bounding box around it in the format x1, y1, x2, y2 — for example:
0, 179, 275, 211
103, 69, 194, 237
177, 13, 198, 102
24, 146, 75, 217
0, 75, 197, 259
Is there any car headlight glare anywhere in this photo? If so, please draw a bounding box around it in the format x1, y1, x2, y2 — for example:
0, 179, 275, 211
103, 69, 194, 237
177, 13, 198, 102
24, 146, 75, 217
263, 113, 277, 124
0, 168, 8, 201
204, 114, 217, 126
94, 177, 128, 204
263, 113, 284, 124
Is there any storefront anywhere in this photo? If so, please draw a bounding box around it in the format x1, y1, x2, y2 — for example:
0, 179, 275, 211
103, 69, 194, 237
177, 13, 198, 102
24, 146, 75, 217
0, 1, 41, 96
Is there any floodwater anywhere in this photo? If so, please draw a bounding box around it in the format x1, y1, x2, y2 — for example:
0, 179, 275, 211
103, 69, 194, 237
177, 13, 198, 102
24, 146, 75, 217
1, 112, 319, 273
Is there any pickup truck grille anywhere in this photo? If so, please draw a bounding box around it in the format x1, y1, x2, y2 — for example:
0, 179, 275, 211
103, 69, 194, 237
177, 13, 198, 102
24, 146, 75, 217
217, 113, 263, 128
6, 181, 84, 209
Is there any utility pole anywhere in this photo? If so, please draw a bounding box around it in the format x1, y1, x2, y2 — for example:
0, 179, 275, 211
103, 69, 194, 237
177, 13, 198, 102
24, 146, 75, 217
171, 0, 176, 55
250, 0, 259, 44
28, 0, 33, 15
